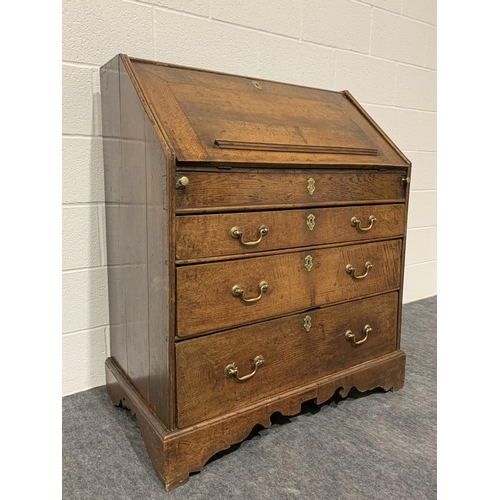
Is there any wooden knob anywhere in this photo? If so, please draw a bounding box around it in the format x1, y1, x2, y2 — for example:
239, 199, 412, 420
176, 176, 189, 189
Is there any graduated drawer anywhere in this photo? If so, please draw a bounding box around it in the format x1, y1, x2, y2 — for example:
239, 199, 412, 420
176, 239, 401, 338
175, 170, 406, 213
176, 292, 399, 427
176, 203, 406, 261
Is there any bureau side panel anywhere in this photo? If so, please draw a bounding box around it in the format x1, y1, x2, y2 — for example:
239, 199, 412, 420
101, 56, 127, 373
144, 111, 171, 426
101, 57, 150, 403
101, 57, 123, 370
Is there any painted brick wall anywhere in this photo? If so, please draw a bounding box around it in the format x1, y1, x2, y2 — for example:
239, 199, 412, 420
62, 0, 437, 396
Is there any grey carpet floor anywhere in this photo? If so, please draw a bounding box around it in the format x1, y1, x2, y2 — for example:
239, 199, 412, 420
62, 296, 436, 500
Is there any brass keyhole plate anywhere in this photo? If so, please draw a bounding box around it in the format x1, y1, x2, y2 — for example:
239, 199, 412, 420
303, 315, 312, 332
305, 255, 313, 272
306, 214, 316, 231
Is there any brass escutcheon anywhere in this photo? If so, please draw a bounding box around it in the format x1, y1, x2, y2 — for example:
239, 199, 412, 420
346, 261, 373, 280
231, 225, 269, 246
306, 214, 316, 231
252, 81, 263, 90
305, 255, 313, 272
303, 315, 312, 332
345, 325, 372, 345
351, 215, 376, 232
307, 177, 316, 196
224, 355, 264, 381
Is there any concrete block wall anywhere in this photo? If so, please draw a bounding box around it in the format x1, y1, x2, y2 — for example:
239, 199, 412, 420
62, 0, 437, 396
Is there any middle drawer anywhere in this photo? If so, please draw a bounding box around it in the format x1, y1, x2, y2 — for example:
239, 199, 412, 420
176, 239, 402, 338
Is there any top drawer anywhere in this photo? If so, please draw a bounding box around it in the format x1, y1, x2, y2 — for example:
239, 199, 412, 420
175, 170, 407, 213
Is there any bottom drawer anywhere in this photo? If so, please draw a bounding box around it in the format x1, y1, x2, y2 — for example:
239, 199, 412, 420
176, 292, 399, 428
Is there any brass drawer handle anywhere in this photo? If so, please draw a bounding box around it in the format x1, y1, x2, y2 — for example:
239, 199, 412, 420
346, 261, 373, 280
224, 355, 264, 381
232, 281, 269, 303
350, 215, 376, 232
230, 225, 269, 246
345, 325, 372, 345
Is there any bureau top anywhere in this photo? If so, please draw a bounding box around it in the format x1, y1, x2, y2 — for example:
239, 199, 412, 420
102, 54, 409, 168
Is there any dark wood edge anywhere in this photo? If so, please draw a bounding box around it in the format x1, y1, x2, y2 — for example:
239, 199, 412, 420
396, 250, 405, 351
166, 151, 178, 430
119, 54, 176, 161
177, 161, 410, 168
175, 199, 406, 215
342, 90, 411, 167
176, 164, 409, 172
106, 351, 405, 490
397, 164, 412, 350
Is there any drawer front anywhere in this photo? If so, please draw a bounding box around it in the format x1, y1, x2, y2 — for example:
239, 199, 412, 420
176, 239, 401, 338
176, 170, 406, 213
176, 292, 399, 428
176, 203, 406, 261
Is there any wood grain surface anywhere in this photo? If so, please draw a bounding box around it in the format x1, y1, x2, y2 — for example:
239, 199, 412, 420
175, 169, 406, 213
176, 203, 406, 261
130, 57, 409, 167
176, 239, 402, 338
176, 292, 399, 427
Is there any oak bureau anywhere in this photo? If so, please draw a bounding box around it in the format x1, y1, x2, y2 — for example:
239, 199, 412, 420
100, 54, 411, 490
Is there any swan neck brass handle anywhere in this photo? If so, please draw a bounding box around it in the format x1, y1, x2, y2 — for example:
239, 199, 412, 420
224, 355, 264, 381
346, 261, 373, 280
351, 215, 376, 232
345, 325, 372, 345
232, 281, 269, 303
231, 225, 269, 246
